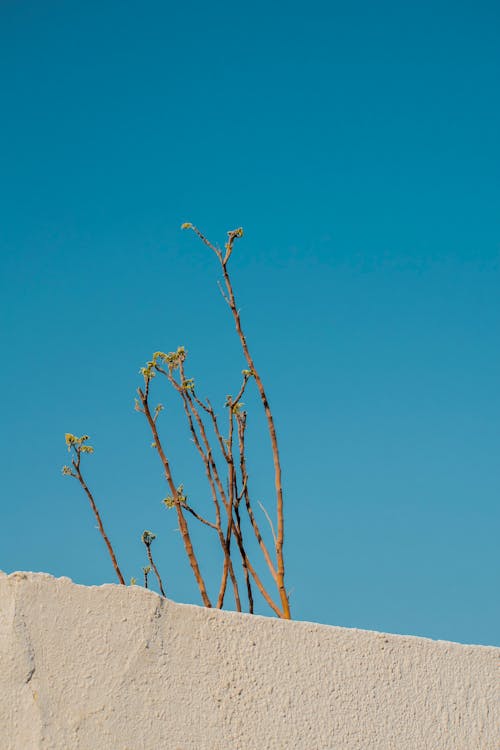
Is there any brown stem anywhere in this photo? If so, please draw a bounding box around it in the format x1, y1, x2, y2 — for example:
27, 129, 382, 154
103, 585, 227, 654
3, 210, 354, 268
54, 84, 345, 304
138, 385, 212, 608
72, 458, 125, 585
226, 400, 235, 533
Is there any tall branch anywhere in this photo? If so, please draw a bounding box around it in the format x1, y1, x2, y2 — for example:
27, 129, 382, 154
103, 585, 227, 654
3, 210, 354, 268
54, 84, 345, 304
185, 223, 291, 618
220, 250, 290, 618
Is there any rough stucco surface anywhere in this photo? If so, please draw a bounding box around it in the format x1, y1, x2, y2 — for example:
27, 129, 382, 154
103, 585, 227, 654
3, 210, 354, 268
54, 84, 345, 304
0, 572, 498, 750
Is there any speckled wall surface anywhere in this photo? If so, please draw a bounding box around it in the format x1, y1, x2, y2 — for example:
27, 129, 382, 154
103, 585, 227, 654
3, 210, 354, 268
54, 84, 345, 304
1, 571, 498, 749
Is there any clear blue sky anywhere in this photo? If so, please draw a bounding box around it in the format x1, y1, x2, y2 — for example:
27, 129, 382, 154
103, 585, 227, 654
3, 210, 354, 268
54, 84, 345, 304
1, 1, 498, 646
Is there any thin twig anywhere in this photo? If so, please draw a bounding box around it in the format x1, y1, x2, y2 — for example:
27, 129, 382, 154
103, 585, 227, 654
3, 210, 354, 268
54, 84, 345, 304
258, 501, 278, 548
181, 502, 218, 530
142, 531, 166, 597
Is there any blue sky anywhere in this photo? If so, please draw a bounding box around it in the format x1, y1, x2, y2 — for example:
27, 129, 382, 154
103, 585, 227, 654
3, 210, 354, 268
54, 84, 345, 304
1, 1, 498, 646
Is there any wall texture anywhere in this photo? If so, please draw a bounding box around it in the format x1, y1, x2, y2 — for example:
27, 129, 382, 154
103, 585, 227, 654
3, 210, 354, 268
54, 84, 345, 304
0, 571, 498, 750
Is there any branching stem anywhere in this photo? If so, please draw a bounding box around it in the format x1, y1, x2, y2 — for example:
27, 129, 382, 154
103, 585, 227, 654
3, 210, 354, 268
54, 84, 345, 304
138, 385, 212, 608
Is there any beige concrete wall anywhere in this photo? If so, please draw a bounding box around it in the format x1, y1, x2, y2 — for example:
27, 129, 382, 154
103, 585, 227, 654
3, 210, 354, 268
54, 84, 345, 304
0, 571, 498, 750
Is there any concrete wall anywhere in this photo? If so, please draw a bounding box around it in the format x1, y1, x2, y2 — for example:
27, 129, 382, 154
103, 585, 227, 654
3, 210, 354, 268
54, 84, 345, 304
0, 571, 497, 750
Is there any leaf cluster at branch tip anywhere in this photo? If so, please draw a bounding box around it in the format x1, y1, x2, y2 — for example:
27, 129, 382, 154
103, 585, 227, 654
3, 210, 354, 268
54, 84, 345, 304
65, 433, 94, 454
163, 484, 186, 509
141, 530, 156, 546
